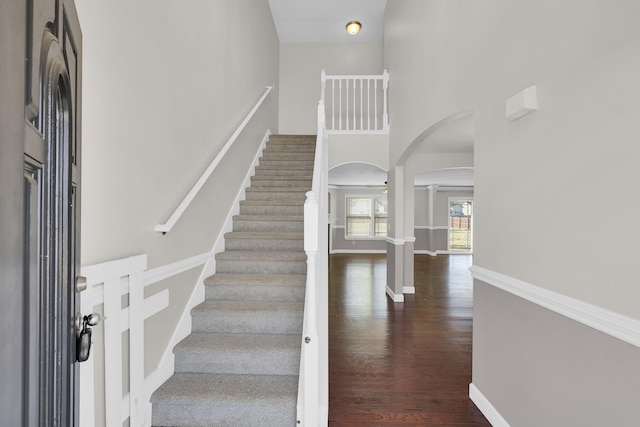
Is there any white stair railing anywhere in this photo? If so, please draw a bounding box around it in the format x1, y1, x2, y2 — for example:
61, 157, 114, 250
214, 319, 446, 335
296, 100, 329, 425
321, 70, 389, 133
79, 252, 211, 427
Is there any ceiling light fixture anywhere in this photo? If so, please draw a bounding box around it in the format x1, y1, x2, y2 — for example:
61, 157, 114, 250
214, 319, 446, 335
346, 21, 362, 35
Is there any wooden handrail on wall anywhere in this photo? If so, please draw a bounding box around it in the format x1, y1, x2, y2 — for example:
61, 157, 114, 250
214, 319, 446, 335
155, 86, 273, 234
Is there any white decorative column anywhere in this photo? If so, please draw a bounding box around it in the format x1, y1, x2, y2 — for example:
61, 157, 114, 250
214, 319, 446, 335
426, 185, 438, 255
386, 166, 405, 302
402, 169, 416, 294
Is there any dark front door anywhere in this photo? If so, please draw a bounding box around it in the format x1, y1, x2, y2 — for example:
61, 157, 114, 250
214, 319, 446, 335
0, 0, 82, 425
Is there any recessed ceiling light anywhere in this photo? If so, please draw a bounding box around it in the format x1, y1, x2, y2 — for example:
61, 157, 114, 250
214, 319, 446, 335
346, 21, 361, 35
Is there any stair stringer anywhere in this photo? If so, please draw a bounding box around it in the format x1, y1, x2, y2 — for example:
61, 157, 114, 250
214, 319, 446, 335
143, 129, 271, 421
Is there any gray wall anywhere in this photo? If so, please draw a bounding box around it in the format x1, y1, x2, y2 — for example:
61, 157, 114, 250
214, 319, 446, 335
474, 281, 640, 426
75, 1, 280, 424
384, 0, 640, 424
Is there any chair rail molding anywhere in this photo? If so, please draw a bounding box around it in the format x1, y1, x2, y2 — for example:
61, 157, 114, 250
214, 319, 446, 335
470, 265, 640, 348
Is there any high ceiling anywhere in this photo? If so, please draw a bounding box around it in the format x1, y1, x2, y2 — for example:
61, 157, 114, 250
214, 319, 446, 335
268, 0, 474, 188
268, 0, 387, 43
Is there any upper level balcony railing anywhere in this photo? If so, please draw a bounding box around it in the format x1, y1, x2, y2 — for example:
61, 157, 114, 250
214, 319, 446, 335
321, 70, 389, 134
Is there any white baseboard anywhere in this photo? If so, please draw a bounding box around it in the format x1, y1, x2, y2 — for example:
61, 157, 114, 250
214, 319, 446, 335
330, 249, 387, 254
437, 250, 473, 255
470, 265, 640, 349
386, 286, 404, 302
469, 383, 510, 427
403, 286, 415, 294
414, 250, 437, 256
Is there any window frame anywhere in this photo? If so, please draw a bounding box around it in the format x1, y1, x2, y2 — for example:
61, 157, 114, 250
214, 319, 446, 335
344, 194, 388, 239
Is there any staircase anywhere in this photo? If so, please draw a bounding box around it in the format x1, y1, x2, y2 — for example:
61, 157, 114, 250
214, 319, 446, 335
151, 135, 316, 427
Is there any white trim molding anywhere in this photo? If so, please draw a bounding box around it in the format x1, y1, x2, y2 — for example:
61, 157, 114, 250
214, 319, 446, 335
470, 265, 640, 348
331, 249, 387, 254
438, 250, 473, 255
469, 383, 511, 427
414, 250, 438, 256
386, 286, 404, 302
403, 286, 415, 294
385, 237, 405, 245
414, 225, 448, 230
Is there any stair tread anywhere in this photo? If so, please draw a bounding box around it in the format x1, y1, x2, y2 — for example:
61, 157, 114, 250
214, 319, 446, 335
151, 372, 298, 405
176, 332, 299, 354
193, 299, 303, 311
205, 273, 306, 286
192, 300, 303, 321
246, 186, 310, 192
216, 251, 305, 260
255, 164, 313, 169
240, 199, 304, 206
225, 231, 303, 240
233, 214, 303, 222
252, 175, 313, 180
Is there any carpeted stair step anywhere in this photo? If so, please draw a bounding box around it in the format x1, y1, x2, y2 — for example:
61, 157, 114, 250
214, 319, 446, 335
245, 187, 308, 204
173, 333, 300, 375
259, 158, 314, 168
254, 165, 314, 177
215, 251, 306, 274
250, 175, 312, 188
245, 187, 308, 202
262, 144, 315, 153
191, 300, 303, 334
224, 231, 304, 252
260, 151, 315, 160
268, 134, 316, 143
239, 200, 304, 216
205, 273, 306, 302
232, 214, 303, 233
151, 373, 298, 427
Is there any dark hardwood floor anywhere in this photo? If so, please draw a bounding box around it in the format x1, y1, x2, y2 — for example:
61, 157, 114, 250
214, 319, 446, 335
328, 253, 490, 426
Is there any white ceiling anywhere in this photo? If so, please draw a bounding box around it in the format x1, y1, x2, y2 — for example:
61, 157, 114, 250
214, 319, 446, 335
268, 0, 388, 43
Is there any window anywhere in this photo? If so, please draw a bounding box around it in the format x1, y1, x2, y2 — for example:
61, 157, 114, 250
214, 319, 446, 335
346, 196, 387, 237
448, 198, 473, 252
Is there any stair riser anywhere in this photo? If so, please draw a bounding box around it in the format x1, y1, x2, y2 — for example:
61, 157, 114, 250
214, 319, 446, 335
250, 178, 312, 188
254, 167, 313, 177
205, 284, 305, 302
192, 312, 303, 335
245, 191, 307, 202
174, 347, 300, 375
262, 147, 315, 154
152, 402, 296, 427
259, 159, 314, 168
261, 152, 315, 160
225, 238, 304, 252
216, 259, 306, 274
232, 220, 303, 233
239, 204, 304, 216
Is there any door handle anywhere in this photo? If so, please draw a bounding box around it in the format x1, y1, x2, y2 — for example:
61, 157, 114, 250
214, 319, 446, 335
77, 313, 101, 362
